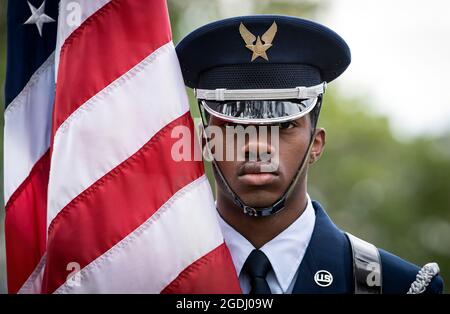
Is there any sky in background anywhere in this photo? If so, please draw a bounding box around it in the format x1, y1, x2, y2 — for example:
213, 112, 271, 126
319, 0, 450, 138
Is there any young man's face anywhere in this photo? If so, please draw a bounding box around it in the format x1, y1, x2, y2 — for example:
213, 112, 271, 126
208, 114, 326, 209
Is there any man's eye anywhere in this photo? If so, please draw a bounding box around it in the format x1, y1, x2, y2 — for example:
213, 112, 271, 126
279, 122, 295, 129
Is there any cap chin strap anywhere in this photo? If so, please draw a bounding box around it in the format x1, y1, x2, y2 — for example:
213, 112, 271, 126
211, 136, 314, 217
199, 100, 321, 217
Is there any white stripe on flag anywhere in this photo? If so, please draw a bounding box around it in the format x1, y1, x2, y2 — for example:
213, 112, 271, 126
4, 53, 55, 204
47, 42, 188, 226
54, 176, 224, 293
17, 254, 47, 294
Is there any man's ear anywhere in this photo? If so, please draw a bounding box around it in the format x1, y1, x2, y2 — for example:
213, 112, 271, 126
309, 128, 326, 164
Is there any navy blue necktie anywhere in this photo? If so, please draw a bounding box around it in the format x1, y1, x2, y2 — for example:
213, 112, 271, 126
242, 249, 272, 294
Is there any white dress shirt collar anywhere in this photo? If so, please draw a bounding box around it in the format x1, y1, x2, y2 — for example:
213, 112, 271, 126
217, 194, 316, 293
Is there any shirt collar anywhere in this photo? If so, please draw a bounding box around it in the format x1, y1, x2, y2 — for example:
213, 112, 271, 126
217, 195, 316, 293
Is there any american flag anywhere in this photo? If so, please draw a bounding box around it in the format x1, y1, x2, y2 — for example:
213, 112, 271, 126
4, 0, 240, 294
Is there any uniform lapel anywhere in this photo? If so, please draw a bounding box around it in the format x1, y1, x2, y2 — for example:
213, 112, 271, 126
292, 201, 353, 294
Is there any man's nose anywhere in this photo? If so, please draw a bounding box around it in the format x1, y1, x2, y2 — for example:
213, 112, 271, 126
242, 128, 275, 162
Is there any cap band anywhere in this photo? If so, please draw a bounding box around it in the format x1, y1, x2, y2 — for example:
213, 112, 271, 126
195, 82, 326, 101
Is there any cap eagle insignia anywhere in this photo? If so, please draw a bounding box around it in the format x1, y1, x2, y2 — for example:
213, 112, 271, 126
239, 21, 278, 61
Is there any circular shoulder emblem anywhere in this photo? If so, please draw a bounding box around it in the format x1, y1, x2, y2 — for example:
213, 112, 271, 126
314, 270, 333, 287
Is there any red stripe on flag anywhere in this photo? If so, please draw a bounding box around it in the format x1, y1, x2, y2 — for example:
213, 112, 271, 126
42, 113, 204, 293
52, 0, 171, 137
162, 243, 242, 294
5, 150, 50, 293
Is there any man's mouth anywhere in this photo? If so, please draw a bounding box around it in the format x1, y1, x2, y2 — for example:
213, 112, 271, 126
237, 162, 279, 186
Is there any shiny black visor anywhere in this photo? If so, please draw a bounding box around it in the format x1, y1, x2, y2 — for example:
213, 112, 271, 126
200, 98, 318, 124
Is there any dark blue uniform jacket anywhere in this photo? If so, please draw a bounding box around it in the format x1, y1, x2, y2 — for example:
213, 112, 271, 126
291, 201, 444, 294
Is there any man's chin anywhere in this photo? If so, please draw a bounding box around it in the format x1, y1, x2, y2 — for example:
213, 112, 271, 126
238, 193, 281, 209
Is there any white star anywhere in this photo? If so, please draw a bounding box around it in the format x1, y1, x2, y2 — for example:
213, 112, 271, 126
24, 0, 55, 37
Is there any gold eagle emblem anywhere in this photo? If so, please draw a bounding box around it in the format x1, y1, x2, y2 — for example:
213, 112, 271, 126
239, 21, 278, 61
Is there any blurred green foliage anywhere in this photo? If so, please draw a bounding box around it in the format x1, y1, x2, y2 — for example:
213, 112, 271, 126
0, 0, 448, 293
